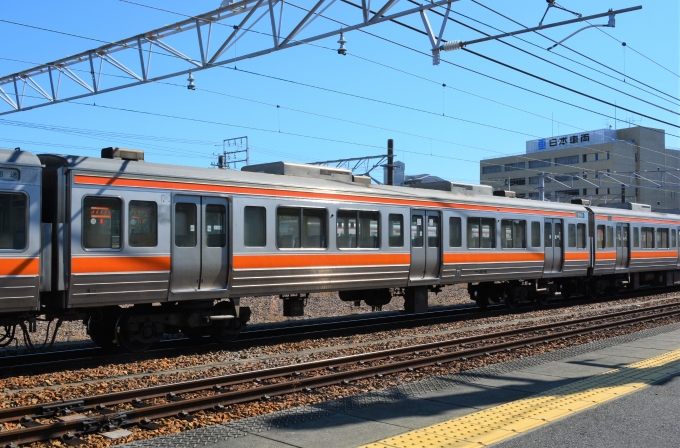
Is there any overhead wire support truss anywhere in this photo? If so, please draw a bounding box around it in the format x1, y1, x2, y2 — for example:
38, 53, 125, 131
0, 0, 458, 115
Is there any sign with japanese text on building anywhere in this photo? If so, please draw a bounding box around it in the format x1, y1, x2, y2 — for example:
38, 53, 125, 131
526, 129, 617, 154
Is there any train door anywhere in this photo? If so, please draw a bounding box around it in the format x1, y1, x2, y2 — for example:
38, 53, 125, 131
543, 218, 563, 273
615, 223, 630, 269
171, 195, 228, 294
409, 210, 441, 280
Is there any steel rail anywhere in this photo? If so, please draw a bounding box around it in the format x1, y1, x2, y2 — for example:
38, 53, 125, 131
1, 302, 678, 445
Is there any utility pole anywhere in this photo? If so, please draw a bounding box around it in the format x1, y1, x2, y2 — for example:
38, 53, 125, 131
213, 136, 249, 170
539, 172, 545, 201
387, 139, 394, 186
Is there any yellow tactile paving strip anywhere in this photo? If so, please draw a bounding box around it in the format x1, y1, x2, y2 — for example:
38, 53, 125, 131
361, 348, 680, 448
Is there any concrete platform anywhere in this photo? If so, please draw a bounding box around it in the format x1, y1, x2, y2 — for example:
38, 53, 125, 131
122, 321, 680, 448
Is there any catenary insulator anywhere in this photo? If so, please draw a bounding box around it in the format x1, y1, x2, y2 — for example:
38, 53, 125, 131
440, 40, 464, 52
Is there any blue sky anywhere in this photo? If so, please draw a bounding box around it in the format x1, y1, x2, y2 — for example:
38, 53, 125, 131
0, 0, 678, 184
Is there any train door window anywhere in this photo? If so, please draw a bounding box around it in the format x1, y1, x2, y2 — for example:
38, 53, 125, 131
554, 221, 563, 248
244, 206, 266, 247
501, 219, 526, 248
84, 196, 122, 249
359, 211, 380, 248
427, 215, 440, 247
388, 214, 404, 247
616, 225, 622, 249
544, 222, 552, 247
606, 226, 614, 248
206, 204, 227, 247
449, 217, 462, 248
174, 202, 197, 247
129, 201, 157, 247
0, 192, 27, 250
672, 229, 677, 248
657, 228, 669, 249
577, 223, 587, 249
412, 215, 424, 247
567, 224, 576, 248
597, 225, 605, 249
633, 227, 640, 248
641, 227, 654, 248
531, 221, 541, 247
277, 207, 300, 248
302, 208, 327, 248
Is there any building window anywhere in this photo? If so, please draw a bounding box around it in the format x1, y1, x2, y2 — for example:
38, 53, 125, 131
555, 189, 579, 197
582, 154, 587, 163
482, 165, 502, 174
529, 159, 551, 169
509, 178, 526, 186
501, 219, 526, 248
516, 193, 526, 198
583, 188, 588, 195
607, 151, 610, 160
129, 201, 158, 247
277, 207, 327, 249
85, 196, 122, 249
0, 192, 27, 250
554, 155, 580, 166
595, 153, 599, 161
467, 217, 496, 249
504, 162, 526, 172
244, 206, 266, 247
388, 214, 404, 247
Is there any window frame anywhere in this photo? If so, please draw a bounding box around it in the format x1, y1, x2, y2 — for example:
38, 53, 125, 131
567, 223, 576, 248
0, 191, 29, 252
531, 221, 541, 248
275, 205, 329, 250
388, 213, 404, 248
467, 216, 496, 249
82, 195, 124, 251
576, 223, 587, 249
336, 209, 381, 250
500, 219, 526, 249
128, 200, 158, 248
449, 216, 462, 248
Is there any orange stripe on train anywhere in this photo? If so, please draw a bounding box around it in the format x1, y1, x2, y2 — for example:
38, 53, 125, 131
595, 252, 617, 260
564, 252, 590, 261
444, 252, 544, 263
233, 253, 410, 269
74, 175, 573, 218
72, 256, 171, 274
0, 257, 39, 276
631, 251, 679, 259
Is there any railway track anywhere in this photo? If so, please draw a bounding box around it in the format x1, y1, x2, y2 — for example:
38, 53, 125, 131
1, 287, 679, 373
1, 301, 679, 446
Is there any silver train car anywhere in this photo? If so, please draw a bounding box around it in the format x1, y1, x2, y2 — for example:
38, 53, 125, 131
1, 147, 680, 351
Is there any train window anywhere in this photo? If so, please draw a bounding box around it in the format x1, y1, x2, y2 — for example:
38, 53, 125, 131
129, 201, 157, 247
84, 196, 122, 249
388, 214, 404, 247
206, 204, 227, 248
244, 206, 266, 247
531, 221, 541, 247
544, 222, 552, 247
411, 215, 423, 248
337, 210, 379, 249
175, 202, 197, 247
0, 192, 27, 250
554, 222, 563, 248
597, 225, 605, 249
277, 207, 327, 249
501, 219, 526, 248
567, 224, 576, 248
577, 223, 587, 249
657, 228, 669, 249
449, 217, 462, 248
467, 217, 495, 249
672, 229, 677, 248
641, 227, 654, 248
633, 227, 640, 248
427, 215, 440, 248
606, 226, 614, 248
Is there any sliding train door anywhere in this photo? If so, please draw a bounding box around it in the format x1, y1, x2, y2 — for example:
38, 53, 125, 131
543, 218, 564, 274
409, 209, 441, 281
170, 195, 228, 298
615, 223, 630, 269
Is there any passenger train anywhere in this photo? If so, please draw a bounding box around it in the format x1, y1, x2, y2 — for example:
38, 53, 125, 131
1, 147, 679, 351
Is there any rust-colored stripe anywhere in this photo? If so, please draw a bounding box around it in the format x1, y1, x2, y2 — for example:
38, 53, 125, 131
631, 251, 679, 259
444, 252, 544, 263
564, 251, 590, 261
232, 253, 410, 269
72, 256, 171, 274
74, 174, 573, 218
609, 216, 680, 225
595, 252, 617, 260
0, 257, 39, 275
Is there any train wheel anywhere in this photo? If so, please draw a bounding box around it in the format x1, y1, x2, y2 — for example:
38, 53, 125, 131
115, 311, 160, 353
87, 307, 121, 349
210, 301, 243, 344
587, 280, 606, 300
537, 294, 550, 306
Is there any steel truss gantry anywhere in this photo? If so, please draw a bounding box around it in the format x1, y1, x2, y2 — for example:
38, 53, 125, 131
0, 0, 457, 115
310, 154, 388, 184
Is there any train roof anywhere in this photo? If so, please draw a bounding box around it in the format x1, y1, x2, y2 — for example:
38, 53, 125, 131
0, 148, 42, 167
588, 204, 680, 222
